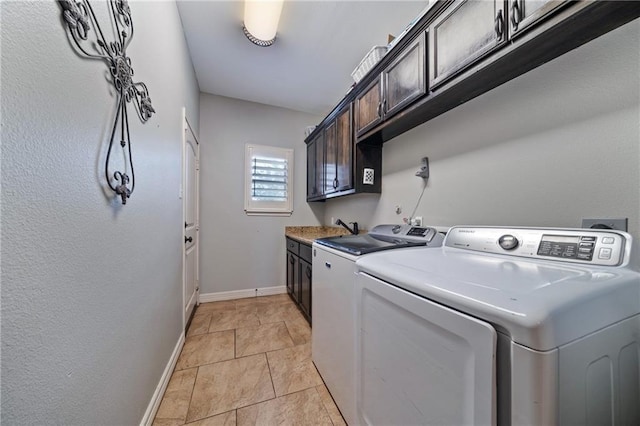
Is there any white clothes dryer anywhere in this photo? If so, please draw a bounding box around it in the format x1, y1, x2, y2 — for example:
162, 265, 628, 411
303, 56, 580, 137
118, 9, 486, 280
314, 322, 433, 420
355, 226, 640, 425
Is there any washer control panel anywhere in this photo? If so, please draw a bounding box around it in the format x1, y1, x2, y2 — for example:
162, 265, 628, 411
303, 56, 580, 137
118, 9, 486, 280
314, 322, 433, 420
445, 227, 628, 266
370, 224, 438, 242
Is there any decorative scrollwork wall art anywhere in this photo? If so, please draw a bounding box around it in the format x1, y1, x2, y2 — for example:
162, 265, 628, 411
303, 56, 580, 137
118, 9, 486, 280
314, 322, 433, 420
59, 0, 155, 204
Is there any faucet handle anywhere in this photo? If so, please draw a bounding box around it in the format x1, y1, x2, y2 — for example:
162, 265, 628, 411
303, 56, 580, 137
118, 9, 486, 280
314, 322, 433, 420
350, 222, 359, 235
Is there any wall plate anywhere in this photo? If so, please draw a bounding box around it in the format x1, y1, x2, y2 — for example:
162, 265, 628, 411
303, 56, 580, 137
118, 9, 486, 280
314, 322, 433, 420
415, 157, 429, 179
581, 218, 628, 232
363, 168, 375, 185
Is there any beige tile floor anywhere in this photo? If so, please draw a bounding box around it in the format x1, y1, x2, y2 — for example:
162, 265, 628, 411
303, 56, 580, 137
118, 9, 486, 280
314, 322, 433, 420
153, 294, 346, 426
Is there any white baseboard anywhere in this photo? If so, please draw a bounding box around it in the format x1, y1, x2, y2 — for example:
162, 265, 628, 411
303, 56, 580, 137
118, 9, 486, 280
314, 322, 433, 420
199, 285, 287, 303
140, 331, 185, 426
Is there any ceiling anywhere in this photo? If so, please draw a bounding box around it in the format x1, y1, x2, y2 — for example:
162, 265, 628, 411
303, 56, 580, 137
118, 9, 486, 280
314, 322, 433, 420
176, 1, 428, 116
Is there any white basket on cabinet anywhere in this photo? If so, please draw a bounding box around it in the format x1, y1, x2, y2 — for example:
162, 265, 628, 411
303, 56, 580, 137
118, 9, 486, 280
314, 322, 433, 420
351, 45, 388, 83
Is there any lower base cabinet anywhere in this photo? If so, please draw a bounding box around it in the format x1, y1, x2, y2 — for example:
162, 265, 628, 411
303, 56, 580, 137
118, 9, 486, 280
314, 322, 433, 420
286, 237, 312, 324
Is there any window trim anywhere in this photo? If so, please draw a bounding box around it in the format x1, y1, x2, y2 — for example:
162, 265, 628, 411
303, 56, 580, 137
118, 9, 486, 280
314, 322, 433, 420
244, 144, 294, 216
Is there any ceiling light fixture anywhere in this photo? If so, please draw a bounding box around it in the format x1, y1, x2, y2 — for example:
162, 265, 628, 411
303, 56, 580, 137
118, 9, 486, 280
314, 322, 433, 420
243, 0, 284, 47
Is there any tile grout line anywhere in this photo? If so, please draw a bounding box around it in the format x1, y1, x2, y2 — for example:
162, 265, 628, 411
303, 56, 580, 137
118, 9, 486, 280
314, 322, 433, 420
313, 385, 337, 426
313, 366, 347, 426
206, 311, 215, 335
184, 409, 236, 426
264, 349, 278, 400
283, 319, 296, 345
183, 365, 200, 425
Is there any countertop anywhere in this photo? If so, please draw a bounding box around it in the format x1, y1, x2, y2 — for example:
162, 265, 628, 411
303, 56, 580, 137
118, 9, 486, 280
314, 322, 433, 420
285, 226, 358, 245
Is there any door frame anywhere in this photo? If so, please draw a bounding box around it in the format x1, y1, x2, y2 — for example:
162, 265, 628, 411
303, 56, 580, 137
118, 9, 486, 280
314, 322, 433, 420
182, 107, 200, 331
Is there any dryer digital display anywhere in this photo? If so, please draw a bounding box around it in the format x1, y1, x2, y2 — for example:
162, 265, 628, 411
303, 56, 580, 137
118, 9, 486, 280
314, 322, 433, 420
537, 235, 594, 261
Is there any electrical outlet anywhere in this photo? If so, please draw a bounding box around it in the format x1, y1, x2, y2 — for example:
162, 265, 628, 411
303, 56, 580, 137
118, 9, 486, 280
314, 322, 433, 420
581, 218, 628, 231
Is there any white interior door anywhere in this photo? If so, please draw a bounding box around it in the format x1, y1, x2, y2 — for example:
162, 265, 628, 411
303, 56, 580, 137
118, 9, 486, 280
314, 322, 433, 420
356, 272, 497, 426
183, 111, 199, 329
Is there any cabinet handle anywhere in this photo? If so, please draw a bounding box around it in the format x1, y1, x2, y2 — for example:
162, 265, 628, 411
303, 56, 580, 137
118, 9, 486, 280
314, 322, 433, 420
376, 103, 382, 118
383, 99, 387, 114
290, 254, 295, 264
333, 178, 338, 189
325, 262, 331, 269
510, 0, 521, 30
185, 236, 193, 243
306, 266, 312, 279
495, 10, 504, 40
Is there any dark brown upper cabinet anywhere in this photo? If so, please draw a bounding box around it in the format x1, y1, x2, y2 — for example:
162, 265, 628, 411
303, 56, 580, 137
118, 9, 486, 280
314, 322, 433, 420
355, 33, 426, 138
325, 105, 353, 195
324, 120, 337, 194
355, 77, 383, 137
306, 131, 325, 200
334, 105, 354, 193
308, 102, 380, 201
429, 0, 506, 88
508, 0, 569, 38
314, 132, 324, 198
306, 138, 315, 198
383, 32, 427, 120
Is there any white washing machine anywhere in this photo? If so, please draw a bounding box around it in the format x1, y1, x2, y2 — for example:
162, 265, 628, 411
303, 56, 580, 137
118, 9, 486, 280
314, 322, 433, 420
312, 225, 444, 425
355, 226, 640, 426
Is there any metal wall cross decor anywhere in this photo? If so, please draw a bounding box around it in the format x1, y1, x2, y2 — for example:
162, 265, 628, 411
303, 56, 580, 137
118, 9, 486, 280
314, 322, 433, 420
59, 0, 155, 204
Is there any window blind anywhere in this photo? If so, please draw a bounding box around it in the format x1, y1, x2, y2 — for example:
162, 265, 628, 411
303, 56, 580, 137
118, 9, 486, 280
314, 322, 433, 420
251, 156, 288, 201
244, 144, 294, 215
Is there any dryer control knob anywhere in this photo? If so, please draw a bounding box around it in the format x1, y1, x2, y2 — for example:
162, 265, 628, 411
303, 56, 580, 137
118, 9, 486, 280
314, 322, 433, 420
498, 234, 519, 250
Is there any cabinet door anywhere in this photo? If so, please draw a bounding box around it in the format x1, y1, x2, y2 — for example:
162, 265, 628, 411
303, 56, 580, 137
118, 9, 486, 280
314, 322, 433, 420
314, 131, 325, 198
383, 32, 426, 119
355, 76, 383, 137
324, 120, 337, 194
299, 259, 312, 321
286, 252, 299, 301
336, 105, 353, 192
306, 139, 316, 199
508, 0, 567, 38
429, 0, 506, 88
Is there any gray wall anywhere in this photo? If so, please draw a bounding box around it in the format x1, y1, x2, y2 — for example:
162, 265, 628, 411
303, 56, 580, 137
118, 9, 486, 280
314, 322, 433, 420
199, 94, 323, 294
1, 1, 199, 423
325, 19, 640, 241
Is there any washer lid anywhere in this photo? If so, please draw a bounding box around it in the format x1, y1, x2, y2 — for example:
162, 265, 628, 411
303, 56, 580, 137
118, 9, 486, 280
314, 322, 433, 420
356, 247, 640, 351
314, 233, 427, 255
315, 224, 443, 255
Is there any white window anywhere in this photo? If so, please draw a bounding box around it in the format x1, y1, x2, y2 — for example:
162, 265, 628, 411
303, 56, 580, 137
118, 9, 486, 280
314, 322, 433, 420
244, 144, 294, 216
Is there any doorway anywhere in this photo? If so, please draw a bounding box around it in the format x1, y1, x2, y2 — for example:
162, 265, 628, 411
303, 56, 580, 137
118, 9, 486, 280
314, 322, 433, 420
183, 109, 199, 331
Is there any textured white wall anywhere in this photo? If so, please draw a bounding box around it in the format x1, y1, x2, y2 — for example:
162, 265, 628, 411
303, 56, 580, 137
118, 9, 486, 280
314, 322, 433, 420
324, 19, 640, 241
1, 1, 199, 423
198, 94, 323, 294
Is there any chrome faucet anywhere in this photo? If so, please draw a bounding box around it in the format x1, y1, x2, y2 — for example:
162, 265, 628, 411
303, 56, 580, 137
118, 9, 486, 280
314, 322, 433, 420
335, 219, 359, 235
